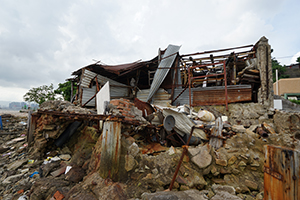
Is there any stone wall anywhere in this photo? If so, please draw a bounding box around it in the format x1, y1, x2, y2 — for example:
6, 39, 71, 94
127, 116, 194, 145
195, 102, 274, 127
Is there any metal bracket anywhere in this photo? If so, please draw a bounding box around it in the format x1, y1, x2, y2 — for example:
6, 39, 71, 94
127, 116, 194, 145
264, 166, 282, 180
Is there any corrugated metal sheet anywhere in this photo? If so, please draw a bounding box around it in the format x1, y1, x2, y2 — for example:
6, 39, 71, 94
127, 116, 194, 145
81, 69, 129, 98
163, 108, 207, 140
264, 145, 300, 200
193, 85, 252, 105
99, 121, 121, 181
137, 88, 171, 107
146, 44, 181, 102
82, 86, 96, 107
172, 85, 251, 106
173, 88, 192, 106
96, 73, 129, 98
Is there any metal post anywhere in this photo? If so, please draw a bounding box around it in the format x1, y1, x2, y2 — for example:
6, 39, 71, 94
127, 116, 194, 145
188, 66, 191, 107
276, 69, 279, 95
224, 61, 228, 111
169, 126, 196, 190
99, 121, 122, 181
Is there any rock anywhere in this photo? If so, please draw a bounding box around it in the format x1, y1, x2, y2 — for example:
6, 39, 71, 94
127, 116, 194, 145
188, 147, 201, 157
3, 174, 23, 184
7, 159, 27, 171
186, 174, 207, 188
231, 125, 246, 133
256, 191, 264, 200
228, 156, 237, 165
211, 191, 242, 200
0, 146, 10, 154
65, 166, 86, 183
262, 122, 276, 134
237, 194, 255, 200
167, 146, 176, 155
245, 180, 258, 190
245, 129, 257, 138
190, 147, 212, 169
248, 125, 259, 132
128, 142, 139, 157
59, 154, 71, 161
125, 155, 137, 172
238, 161, 247, 167
216, 158, 227, 167
212, 184, 236, 195
141, 190, 207, 200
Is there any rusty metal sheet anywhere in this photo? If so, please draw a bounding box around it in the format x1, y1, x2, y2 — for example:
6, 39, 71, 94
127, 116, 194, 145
99, 121, 121, 181
193, 85, 252, 105
264, 145, 300, 200
141, 143, 167, 154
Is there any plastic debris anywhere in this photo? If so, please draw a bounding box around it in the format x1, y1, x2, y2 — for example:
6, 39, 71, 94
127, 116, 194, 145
29, 171, 39, 178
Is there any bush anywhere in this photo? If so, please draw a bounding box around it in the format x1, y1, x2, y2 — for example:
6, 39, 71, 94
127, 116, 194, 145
289, 99, 300, 105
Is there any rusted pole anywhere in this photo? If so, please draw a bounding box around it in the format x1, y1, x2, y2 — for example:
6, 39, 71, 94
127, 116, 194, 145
224, 61, 228, 111
95, 76, 100, 92
169, 126, 195, 190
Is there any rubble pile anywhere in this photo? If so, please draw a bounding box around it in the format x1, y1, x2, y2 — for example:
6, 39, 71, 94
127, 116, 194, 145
1, 99, 300, 199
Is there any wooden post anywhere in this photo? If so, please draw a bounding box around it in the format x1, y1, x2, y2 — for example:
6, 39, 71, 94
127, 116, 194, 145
209, 117, 223, 149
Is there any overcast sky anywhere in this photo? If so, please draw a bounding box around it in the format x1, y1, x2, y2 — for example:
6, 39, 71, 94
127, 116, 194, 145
0, 0, 300, 102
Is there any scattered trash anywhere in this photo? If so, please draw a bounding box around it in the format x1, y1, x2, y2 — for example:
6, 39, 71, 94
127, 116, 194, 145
29, 171, 39, 178
18, 195, 28, 200
27, 160, 34, 164
65, 166, 72, 174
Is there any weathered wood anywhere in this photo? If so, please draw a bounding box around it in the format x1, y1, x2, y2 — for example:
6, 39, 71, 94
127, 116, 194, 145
209, 117, 223, 149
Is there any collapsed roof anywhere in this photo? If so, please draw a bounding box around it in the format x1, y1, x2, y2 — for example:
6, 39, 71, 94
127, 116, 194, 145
70, 36, 273, 109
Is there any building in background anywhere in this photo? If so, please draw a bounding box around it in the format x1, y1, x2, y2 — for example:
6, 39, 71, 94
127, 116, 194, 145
273, 77, 300, 99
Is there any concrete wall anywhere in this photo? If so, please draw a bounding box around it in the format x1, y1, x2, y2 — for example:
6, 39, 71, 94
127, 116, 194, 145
255, 36, 274, 108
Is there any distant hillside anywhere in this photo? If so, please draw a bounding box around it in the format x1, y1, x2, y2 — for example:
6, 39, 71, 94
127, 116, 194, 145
284, 64, 300, 78
0, 101, 10, 108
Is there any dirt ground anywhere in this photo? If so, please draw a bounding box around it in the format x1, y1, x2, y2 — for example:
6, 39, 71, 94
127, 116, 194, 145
0, 109, 29, 118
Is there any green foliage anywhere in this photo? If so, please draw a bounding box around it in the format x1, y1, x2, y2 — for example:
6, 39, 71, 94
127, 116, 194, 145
272, 57, 289, 82
297, 56, 300, 64
23, 84, 57, 105
289, 99, 300, 105
54, 81, 76, 101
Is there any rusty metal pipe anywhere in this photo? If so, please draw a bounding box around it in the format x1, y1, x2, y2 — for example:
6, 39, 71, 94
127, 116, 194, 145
224, 61, 228, 111
169, 126, 195, 190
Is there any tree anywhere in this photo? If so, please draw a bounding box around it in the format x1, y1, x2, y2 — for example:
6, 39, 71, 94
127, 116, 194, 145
272, 58, 289, 82
54, 81, 76, 101
297, 56, 300, 65
23, 84, 57, 105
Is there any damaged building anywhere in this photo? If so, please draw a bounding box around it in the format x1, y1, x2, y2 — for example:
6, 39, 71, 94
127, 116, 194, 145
71, 36, 273, 110
4, 36, 300, 199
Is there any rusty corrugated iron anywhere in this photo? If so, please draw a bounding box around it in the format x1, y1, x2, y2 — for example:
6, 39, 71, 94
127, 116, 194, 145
99, 121, 122, 181
264, 145, 300, 200
192, 85, 252, 106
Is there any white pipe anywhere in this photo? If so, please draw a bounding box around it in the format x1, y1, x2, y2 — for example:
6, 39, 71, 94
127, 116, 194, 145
276, 69, 279, 95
